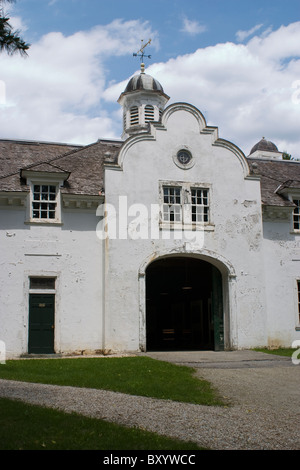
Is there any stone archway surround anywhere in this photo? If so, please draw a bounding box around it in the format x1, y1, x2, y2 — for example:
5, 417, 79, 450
138, 248, 237, 352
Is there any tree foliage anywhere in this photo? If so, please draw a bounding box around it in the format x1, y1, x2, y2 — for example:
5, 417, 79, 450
0, 0, 30, 55
282, 152, 292, 160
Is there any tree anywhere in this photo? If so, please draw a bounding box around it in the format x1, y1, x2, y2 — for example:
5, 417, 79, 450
0, 0, 30, 55
282, 152, 292, 160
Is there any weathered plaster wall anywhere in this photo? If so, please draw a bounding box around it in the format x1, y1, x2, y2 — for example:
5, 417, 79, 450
104, 104, 267, 351
0, 207, 104, 358
2, 103, 298, 356
262, 218, 300, 347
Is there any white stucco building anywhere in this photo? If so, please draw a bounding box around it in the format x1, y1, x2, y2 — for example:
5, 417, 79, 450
1, 66, 300, 358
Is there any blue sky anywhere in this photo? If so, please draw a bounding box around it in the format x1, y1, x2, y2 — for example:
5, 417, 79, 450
1, 0, 300, 156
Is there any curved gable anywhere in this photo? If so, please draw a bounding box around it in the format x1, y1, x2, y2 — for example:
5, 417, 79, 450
117, 101, 250, 178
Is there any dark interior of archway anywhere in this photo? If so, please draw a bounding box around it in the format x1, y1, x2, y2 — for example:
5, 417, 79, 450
146, 257, 215, 351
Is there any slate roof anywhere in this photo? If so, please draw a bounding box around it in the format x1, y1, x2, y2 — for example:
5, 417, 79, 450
0, 138, 122, 196
247, 158, 300, 207
1, 137, 299, 206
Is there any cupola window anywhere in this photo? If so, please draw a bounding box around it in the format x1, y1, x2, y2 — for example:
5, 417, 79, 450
130, 106, 139, 126
144, 105, 155, 122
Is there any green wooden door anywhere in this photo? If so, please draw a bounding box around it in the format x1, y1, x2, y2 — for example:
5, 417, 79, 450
212, 266, 224, 351
28, 294, 55, 354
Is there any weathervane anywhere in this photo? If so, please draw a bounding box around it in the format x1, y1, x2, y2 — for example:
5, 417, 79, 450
133, 39, 152, 73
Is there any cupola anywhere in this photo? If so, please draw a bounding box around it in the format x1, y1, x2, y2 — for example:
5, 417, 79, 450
249, 137, 283, 160
118, 63, 169, 139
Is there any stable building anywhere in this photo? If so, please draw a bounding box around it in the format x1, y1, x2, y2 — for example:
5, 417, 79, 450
1, 66, 300, 358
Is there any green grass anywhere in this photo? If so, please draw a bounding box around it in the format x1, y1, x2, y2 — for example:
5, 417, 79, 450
0, 356, 225, 406
0, 397, 205, 450
254, 347, 297, 357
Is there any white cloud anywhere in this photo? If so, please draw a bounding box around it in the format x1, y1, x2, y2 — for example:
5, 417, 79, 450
236, 24, 263, 42
0, 19, 157, 144
8, 15, 28, 33
1, 17, 300, 159
106, 22, 300, 157
180, 17, 207, 36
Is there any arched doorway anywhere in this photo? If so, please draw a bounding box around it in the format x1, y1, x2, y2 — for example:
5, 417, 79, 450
146, 257, 224, 351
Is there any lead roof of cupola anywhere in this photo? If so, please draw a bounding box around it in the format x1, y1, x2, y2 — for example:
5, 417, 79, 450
124, 72, 165, 94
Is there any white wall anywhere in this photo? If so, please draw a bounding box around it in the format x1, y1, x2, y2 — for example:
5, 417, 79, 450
103, 104, 268, 351
0, 206, 104, 358
2, 103, 298, 356
263, 218, 300, 347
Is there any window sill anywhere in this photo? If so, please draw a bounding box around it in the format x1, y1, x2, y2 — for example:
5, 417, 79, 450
160, 222, 215, 231
25, 220, 63, 226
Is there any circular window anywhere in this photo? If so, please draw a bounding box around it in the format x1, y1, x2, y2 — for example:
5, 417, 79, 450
174, 149, 194, 169
177, 150, 192, 165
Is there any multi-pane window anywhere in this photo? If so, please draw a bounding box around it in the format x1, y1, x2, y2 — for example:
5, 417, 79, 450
293, 199, 300, 230
162, 184, 210, 225
163, 186, 182, 222
32, 185, 57, 219
191, 188, 209, 223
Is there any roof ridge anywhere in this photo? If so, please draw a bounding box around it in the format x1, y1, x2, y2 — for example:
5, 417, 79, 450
45, 139, 122, 166
0, 139, 122, 180
20, 160, 68, 171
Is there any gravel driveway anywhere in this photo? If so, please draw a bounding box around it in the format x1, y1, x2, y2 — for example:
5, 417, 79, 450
0, 350, 299, 450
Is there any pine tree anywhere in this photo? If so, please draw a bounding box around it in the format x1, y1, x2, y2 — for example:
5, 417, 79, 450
0, 0, 30, 55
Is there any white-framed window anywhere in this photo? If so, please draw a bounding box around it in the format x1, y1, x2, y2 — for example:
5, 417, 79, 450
30, 276, 56, 291
163, 186, 182, 222
21, 168, 68, 225
32, 184, 57, 220
26, 180, 62, 224
191, 188, 209, 223
293, 199, 300, 231
160, 181, 212, 229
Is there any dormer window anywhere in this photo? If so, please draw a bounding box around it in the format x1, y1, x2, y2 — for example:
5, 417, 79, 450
21, 163, 70, 225
32, 184, 57, 220
274, 182, 300, 233
27, 181, 61, 223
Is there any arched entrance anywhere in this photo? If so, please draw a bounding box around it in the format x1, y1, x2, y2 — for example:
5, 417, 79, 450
146, 257, 224, 351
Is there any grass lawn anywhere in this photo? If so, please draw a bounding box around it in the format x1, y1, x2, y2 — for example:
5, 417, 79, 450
0, 397, 205, 450
0, 356, 225, 406
254, 347, 297, 357
0, 356, 216, 450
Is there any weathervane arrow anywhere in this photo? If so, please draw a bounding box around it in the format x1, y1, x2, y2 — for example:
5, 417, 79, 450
133, 39, 152, 72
